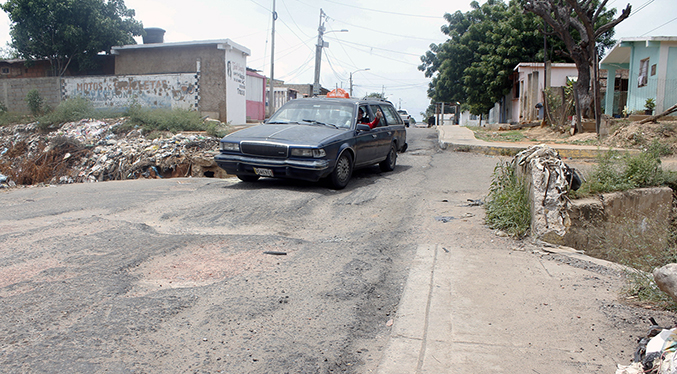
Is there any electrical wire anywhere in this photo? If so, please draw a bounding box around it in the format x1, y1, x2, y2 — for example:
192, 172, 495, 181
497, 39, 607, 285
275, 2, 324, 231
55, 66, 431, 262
280, 0, 312, 39
626, 0, 655, 18
321, 0, 442, 19
335, 42, 422, 67
332, 18, 441, 42
328, 38, 427, 57
641, 15, 677, 36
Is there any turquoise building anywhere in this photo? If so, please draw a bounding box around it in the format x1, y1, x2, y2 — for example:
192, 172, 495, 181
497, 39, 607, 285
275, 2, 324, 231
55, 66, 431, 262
600, 36, 677, 117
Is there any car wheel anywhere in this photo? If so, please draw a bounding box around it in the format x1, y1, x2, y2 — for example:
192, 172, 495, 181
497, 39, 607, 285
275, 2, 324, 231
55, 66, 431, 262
237, 174, 260, 182
329, 152, 353, 189
380, 143, 397, 172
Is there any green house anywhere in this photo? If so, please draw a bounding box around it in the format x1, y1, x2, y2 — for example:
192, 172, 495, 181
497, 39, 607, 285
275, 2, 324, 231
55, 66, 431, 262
600, 36, 677, 117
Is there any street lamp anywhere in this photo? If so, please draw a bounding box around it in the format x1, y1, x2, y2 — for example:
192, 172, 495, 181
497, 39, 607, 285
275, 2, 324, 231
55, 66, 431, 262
349, 68, 370, 97
313, 9, 347, 96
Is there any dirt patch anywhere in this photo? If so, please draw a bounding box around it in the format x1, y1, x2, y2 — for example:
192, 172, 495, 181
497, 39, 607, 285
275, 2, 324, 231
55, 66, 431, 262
128, 243, 292, 296
519, 119, 677, 152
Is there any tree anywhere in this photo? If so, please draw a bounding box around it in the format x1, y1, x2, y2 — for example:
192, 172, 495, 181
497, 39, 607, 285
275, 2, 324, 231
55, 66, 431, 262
522, 0, 631, 121
365, 92, 387, 100
2, 0, 144, 76
420, 0, 570, 116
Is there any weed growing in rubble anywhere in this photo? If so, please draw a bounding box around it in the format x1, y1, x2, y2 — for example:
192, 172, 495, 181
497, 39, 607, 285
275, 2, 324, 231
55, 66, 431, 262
484, 161, 531, 237
25, 89, 43, 116
571, 144, 677, 198
37, 97, 105, 129
125, 105, 205, 133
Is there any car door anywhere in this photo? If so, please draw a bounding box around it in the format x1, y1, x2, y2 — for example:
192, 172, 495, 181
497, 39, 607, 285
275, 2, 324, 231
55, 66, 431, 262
353, 105, 379, 166
369, 104, 397, 160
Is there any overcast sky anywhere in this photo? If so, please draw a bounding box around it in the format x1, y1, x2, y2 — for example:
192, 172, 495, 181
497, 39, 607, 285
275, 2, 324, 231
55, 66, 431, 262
0, 0, 675, 121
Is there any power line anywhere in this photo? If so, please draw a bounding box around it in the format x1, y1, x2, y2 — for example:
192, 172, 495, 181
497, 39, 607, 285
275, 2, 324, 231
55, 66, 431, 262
321, 0, 442, 19
335, 42, 422, 67
333, 18, 441, 42
329, 38, 425, 57
280, 0, 312, 39
626, 0, 655, 19
641, 15, 677, 36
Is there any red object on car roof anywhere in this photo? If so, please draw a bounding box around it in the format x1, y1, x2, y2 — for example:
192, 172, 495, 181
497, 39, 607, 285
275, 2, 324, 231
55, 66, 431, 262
326, 88, 350, 98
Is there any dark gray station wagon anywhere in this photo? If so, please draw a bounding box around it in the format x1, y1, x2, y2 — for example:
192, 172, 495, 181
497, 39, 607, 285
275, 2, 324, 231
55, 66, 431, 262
214, 98, 408, 189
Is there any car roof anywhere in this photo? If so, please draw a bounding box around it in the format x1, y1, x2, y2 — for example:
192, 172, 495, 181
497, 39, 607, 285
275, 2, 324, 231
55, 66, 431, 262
293, 97, 396, 107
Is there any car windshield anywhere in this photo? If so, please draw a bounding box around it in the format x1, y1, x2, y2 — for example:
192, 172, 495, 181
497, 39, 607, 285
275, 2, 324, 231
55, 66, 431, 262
267, 100, 354, 129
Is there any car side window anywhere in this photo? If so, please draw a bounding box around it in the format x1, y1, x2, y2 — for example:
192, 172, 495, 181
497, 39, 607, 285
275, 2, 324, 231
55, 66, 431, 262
369, 105, 386, 127
357, 105, 371, 125
379, 105, 401, 126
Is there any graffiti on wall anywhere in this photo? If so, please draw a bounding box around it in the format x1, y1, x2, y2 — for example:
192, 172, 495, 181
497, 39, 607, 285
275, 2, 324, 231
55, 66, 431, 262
62, 73, 199, 110
227, 60, 246, 96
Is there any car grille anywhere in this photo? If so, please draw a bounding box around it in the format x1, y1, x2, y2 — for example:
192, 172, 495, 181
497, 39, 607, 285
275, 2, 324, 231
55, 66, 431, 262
240, 142, 288, 158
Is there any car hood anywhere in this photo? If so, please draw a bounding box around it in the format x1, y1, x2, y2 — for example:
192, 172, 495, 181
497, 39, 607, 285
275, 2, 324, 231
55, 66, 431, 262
224, 124, 346, 145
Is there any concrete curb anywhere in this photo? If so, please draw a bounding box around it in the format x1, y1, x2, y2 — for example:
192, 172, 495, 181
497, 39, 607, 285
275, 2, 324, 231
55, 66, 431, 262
377, 244, 439, 374
436, 125, 639, 159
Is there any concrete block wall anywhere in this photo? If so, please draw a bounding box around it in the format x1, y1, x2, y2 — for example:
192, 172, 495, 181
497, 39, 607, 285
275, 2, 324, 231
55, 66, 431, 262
0, 77, 61, 113
562, 187, 673, 253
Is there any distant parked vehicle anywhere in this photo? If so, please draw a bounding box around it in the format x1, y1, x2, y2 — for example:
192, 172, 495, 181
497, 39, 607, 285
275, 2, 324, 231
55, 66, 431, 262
397, 110, 411, 127
215, 97, 408, 189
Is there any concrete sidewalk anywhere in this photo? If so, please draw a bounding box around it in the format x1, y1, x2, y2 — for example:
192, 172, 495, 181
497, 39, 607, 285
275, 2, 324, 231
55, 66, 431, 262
374, 126, 650, 373
435, 124, 636, 159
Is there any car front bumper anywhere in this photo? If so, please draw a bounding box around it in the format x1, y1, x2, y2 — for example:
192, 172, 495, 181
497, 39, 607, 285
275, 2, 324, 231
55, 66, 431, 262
214, 153, 332, 182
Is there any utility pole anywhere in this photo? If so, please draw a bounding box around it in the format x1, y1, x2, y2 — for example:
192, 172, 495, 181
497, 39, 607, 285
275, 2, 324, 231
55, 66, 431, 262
312, 9, 326, 96
268, 0, 277, 116
349, 68, 369, 97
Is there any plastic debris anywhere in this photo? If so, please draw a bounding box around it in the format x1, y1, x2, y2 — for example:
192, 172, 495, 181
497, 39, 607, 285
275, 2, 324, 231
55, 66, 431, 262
618, 318, 677, 374
0, 118, 226, 186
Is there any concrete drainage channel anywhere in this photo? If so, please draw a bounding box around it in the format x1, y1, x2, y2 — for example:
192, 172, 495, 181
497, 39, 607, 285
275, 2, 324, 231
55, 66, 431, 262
514, 145, 673, 255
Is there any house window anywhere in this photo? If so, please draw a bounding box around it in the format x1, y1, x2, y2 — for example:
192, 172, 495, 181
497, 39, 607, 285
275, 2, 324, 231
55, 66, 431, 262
638, 58, 649, 87
0, 68, 8, 75
651, 64, 657, 76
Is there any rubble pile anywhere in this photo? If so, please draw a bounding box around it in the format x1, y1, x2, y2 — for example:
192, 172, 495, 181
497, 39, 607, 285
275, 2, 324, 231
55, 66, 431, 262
0, 118, 229, 188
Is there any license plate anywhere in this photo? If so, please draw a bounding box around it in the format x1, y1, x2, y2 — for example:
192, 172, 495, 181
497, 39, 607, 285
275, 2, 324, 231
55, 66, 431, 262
253, 167, 274, 177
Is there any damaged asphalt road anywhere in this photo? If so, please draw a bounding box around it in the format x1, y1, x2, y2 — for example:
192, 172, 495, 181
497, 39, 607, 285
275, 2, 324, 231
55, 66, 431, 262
0, 176, 415, 373
1, 128, 675, 373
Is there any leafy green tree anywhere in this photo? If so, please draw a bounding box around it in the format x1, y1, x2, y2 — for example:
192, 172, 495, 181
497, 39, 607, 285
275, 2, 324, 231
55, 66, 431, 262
2, 0, 143, 76
522, 0, 630, 120
420, 0, 569, 116
365, 92, 386, 100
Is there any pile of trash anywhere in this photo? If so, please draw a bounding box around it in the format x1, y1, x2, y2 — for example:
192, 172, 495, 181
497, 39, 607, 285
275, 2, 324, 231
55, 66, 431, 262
617, 318, 677, 374
0, 118, 228, 188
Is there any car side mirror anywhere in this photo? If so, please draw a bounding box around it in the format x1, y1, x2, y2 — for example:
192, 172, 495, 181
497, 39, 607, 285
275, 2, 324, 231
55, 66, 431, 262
357, 124, 371, 132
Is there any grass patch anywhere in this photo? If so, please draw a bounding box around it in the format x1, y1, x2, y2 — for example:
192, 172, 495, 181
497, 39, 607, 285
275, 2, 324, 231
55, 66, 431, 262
473, 129, 529, 143
571, 144, 677, 198
18, 97, 232, 138
36, 96, 116, 129
115, 104, 231, 138
484, 161, 531, 237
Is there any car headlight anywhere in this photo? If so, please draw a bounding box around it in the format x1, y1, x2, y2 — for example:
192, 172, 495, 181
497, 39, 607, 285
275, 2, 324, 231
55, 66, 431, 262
291, 148, 326, 158
220, 142, 240, 152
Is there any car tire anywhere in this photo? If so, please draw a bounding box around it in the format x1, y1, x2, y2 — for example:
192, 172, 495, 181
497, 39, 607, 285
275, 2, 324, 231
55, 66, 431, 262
329, 152, 353, 190
380, 143, 397, 172
237, 174, 260, 182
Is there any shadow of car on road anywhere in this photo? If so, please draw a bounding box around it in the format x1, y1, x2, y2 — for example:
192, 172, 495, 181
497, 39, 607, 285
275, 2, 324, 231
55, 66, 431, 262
221, 164, 413, 193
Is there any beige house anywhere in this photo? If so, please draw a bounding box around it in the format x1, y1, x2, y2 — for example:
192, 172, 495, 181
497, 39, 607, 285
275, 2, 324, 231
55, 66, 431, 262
111, 38, 251, 125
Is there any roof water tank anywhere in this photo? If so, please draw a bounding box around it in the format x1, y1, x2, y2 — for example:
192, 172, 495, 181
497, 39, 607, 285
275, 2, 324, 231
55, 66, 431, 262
143, 28, 165, 44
